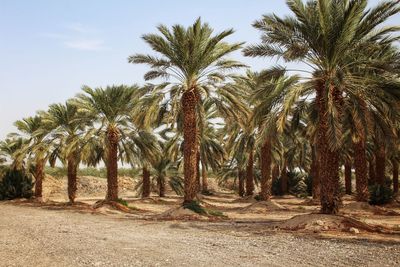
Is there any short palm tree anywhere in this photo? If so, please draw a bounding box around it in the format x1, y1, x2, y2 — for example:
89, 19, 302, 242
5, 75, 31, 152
14, 116, 50, 199
129, 18, 244, 204
0, 137, 28, 170
73, 85, 138, 201
41, 101, 88, 203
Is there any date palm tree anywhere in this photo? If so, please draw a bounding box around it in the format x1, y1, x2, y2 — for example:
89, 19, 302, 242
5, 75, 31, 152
14, 116, 50, 200
73, 85, 138, 202
244, 0, 400, 214
41, 101, 88, 203
0, 137, 28, 170
129, 18, 244, 204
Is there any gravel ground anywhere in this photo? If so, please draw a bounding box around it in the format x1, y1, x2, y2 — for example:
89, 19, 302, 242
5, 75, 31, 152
0, 203, 399, 267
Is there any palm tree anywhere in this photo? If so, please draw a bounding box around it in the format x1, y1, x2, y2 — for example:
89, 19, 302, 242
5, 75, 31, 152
41, 101, 87, 203
124, 129, 160, 198
251, 72, 300, 200
244, 0, 400, 214
14, 116, 49, 200
0, 137, 28, 170
129, 18, 244, 204
198, 100, 225, 193
73, 85, 138, 202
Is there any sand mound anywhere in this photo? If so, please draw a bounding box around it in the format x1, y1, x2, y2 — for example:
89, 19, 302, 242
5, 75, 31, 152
239, 200, 287, 213
42, 175, 65, 199
40, 175, 137, 200
279, 214, 347, 231
155, 206, 204, 220
78, 176, 136, 196
278, 214, 396, 234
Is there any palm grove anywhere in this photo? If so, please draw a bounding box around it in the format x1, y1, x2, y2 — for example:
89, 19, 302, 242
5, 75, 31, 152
1, 0, 399, 215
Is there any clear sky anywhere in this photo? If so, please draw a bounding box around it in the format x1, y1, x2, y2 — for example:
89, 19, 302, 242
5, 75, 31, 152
0, 0, 397, 140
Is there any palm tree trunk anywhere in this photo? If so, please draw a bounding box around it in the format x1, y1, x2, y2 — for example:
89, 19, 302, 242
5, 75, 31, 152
245, 151, 255, 196
392, 160, 398, 194
196, 151, 201, 193
260, 140, 272, 201
375, 144, 386, 186
157, 175, 166, 197
201, 159, 208, 192
182, 89, 198, 204
34, 157, 45, 199
142, 166, 150, 198
281, 161, 288, 195
353, 140, 369, 201
106, 127, 119, 201
272, 164, 279, 184
316, 82, 341, 214
344, 162, 352, 195
67, 155, 78, 203
369, 158, 376, 185
238, 169, 245, 197
311, 147, 320, 200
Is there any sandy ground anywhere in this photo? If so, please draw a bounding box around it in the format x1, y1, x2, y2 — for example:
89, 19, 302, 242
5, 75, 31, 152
1, 203, 400, 267
1, 175, 400, 266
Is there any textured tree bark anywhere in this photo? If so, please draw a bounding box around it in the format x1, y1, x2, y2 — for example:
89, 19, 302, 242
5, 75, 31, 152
67, 155, 78, 203
316, 82, 341, 214
353, 140, 369, 201
201, 159, 208, 192
369, 158, 376, 185
182, 89, 198, 204
238, 169, 245, 197
34, 157, 45, 199
375, 144, 386, 186
196, 151, 201, 193
106, 127, 119, 201
157, 175, 166, 197
344, 162, 352, 195
280, 161, 288, 195
259, 140, 272, 201
392, 160, 398, 194
272, 164, 279, 184
245, 151, 255, 196
142, 166, 151, 198
311, 148, 320, 200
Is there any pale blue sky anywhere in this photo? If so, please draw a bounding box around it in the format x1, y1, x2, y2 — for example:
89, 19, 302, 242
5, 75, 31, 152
0, 0, 397, 139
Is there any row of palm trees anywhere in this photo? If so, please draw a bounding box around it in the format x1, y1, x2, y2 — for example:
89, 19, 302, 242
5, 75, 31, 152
1, 0, 399, 214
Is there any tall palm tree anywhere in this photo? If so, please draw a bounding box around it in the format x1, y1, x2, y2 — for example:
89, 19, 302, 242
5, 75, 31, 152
73, 85, 138, 202
244, 0, 400, 214
129, 18, 244, 204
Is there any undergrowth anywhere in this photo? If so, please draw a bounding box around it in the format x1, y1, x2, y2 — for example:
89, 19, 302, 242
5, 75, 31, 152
183, 200, 226, 217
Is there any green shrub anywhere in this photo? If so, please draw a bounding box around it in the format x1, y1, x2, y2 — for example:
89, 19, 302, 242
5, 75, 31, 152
272, 171, 310, 197
183, 200, 207, 215
116, 198, 129, 207
183, 200, 226, 217
0, 168, 34, 200
368, 184, 393, 205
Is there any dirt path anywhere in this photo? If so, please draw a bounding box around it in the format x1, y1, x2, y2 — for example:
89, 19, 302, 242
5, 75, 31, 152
0, 203, 399, 267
